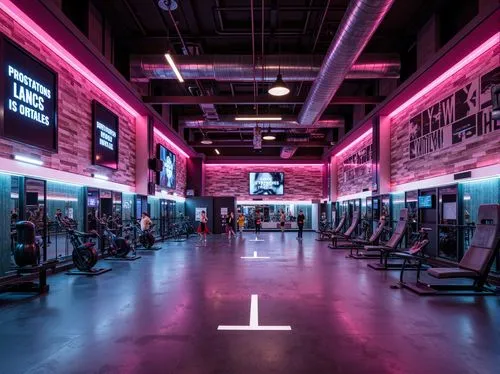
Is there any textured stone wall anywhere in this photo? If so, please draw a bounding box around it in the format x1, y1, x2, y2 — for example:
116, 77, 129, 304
336, 134, 373, 197
391, 43, 500, 186
0, 8, 136, 186
205, 165, 323, 201
153, 133, 187, 196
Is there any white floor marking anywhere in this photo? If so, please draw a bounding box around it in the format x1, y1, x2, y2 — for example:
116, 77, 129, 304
217, 294, 292, 331
249, 236, 265, 242
240, 251, 270, 259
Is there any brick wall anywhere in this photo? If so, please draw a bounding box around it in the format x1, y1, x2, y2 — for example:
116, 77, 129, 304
153, 133, 187, 196
205, 165, 323, 201
336, 134, 373, 197
0, 8, 136, 186
391, 43, 500, 185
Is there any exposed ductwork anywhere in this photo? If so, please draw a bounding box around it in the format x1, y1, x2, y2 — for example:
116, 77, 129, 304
180, 119, 344, 129
130, 54, 400, 82
298, 0, 395, 126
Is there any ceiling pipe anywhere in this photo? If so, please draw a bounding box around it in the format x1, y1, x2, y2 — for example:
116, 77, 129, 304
180, 119, 344, 129
130, 54, 400, 82
298, 0, 395, 126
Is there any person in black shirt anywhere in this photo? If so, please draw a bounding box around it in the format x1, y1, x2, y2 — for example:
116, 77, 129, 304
297, 210, 305, 240
255, 210, 262, 236
226, 212, 235, 239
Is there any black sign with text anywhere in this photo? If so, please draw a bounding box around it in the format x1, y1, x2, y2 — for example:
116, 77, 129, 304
408, 67, 499, 160
92, 100, 119, 170
342, 144, 372, 183
0, 36, 58, 151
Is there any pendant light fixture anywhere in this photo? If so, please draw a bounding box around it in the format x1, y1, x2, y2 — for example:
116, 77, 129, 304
200, 131, 213, 145
262, 127, 276, 141
268, 40, 289, 96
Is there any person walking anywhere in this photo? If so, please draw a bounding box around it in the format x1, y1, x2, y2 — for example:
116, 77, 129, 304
297, 209, 305, 240
237, 213, 245, 235
197, 210, 209, 241
226, 212, 236, 239
255, 210, 262, 237
279, 209, 286, 233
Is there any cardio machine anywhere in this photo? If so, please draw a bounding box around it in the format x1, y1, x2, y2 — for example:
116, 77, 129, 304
98, 217, 140, 260
134, 219, 157, 250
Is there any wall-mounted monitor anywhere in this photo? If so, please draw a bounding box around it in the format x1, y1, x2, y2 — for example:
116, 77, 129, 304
157, 144, 176, 189
249, 172, 284, 195
0, 36, 58, 152
92, 100, 119, 170
418, 195, 434, 209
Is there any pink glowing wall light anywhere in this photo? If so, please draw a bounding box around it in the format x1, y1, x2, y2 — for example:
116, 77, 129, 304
154, 127, 190, 159
204, 163, 324, 167
334, 129, 373, 158
389, 32, 500, 118
0, 0, 139, 117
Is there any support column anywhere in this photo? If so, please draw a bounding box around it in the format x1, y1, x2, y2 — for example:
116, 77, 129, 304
330, 157, 338, 202
378, 115, 391, 195
135, 115, 149, 196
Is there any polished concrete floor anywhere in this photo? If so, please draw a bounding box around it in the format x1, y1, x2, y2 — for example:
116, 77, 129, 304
0, 232, 499, 374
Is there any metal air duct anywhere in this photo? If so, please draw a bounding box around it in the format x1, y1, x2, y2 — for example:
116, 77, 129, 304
298, 0, 395, 126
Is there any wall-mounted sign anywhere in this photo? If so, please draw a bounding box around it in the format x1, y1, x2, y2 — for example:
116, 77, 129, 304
92, 100, 119, 169
342, 144, 372, 182
408, 66, 499, 160
0, 36, 58, 152
157, 144, 177, 189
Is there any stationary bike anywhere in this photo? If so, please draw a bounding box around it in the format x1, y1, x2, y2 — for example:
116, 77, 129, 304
98, 217, 133, 258
57, 217, 99, 272
134, 219, 156, 249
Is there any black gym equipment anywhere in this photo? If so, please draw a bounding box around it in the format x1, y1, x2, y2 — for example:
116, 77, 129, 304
396, 204, 500, 296
328, 211, 362, 249
99, 218, 141, 261
134, 220, 158, 250
347, 217, 387, 258
316, 213, 346, 241
0, 221, 53, 295
368, 227, 432, 271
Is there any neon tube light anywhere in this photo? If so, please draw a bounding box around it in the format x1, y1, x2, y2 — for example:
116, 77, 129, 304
92, 174, 109, 181
165, 53, 184, 83
204, 163, 324, 167
235, 116, 283, 121
14, 154, 43, 166
153, 127, 190, 159
334, 129, 373, 157
389, 33, 500, 118
237, 200, 314, 205
0, 0, 140, 118
214, 149, 220, 155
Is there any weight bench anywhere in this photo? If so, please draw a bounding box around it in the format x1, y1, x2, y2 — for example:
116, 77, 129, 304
399, 204, 500, 296
0, 259, 57, 295
317, 213, 346, 241
348, 217, 387, 258
328, 211, 361, 249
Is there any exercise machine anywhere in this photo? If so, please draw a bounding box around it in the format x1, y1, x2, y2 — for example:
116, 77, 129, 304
134, 219, 157, 250
99, 217, 141, 261
317, 213, 346, 241
347, 217, 387, 258
397, 204, 500, 296
328, 211, 361, 249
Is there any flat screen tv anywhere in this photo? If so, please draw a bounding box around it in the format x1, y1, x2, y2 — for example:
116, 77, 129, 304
157, 144, 176, 189
0, 36, 58, 152
249, 172, 284, 195
418, 195, 434, 209
92, 100, 119, 170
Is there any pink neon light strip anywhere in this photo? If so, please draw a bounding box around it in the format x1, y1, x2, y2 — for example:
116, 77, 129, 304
153, 127, 190, 159
0, 0, 139, 117
335, 129, 373, 157
389, 32, 500, 118
204, 163, 324, 167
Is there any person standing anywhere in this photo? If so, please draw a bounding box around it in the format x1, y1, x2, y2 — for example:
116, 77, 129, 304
297, 209, 305, 240
226, 212, 235, 239
197, 210, 209, 241
279, 209, 286, 233
237, 213, 245, 235
255, 210, 262, 236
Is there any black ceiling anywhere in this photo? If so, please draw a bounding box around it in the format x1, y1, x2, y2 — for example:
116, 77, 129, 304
75, 0, 478, 159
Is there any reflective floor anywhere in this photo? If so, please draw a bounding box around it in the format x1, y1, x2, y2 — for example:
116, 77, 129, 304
1, 232, 499, 374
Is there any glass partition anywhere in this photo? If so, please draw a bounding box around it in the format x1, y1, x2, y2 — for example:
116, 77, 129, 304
236, 203, 313, 230
0, 174, 12, 276
437, 185, 458, 261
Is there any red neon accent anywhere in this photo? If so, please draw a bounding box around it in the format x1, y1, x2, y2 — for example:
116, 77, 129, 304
335, 129, 373, 157
154, 127, 190, 159
0, 0, 140, 118
389, 33, 499, 118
